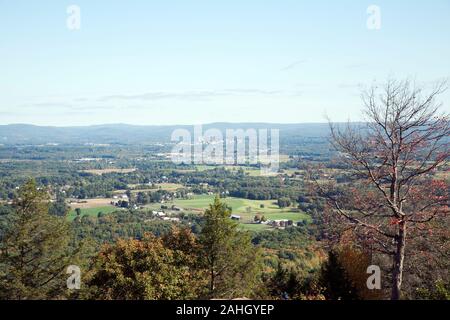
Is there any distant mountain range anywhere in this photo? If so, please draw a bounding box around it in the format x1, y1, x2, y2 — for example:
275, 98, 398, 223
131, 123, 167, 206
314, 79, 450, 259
0, 123, 335, 145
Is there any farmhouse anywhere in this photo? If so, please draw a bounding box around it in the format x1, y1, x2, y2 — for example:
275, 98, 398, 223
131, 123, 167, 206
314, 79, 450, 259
269, 219, 295, 228
270, 219, 288, 227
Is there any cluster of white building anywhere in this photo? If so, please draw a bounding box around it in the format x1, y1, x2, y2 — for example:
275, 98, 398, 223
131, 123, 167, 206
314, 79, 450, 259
151, 210, 181, 223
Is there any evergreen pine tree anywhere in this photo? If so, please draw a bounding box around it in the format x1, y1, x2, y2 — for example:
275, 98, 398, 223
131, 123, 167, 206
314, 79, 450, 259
0, 180, 75, 299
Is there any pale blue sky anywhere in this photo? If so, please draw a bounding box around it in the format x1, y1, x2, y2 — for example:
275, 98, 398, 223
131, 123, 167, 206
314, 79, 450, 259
0, 0, 449, 126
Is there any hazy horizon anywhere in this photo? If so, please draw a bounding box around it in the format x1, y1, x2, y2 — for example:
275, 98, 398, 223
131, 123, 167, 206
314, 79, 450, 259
0, 121, 366, 128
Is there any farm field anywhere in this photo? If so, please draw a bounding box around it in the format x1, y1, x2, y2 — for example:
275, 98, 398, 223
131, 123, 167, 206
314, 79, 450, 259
80, 168, 136, 175
68, 198, 114, 209
114, 183, 185, 194
238, 223, 273, 231
153, 183, 185, 191
150, 195, 310, 228
176, 161, 291, 177
189, 165, 273, 177
67, 198, 118, 220
176, 164, 261, 175
67, 206, 120, 221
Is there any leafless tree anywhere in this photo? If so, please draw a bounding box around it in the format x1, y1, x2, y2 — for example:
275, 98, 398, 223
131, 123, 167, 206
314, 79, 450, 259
319, 78, 449, 300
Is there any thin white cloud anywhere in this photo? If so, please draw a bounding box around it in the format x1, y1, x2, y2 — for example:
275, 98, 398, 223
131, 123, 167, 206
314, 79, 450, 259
280, 60, 307, 71
98, 89, 284, 102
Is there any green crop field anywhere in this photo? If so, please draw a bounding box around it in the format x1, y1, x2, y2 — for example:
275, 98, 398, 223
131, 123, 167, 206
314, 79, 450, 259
238, 223, 272, 231
67, 206, 120, 221
170, 195, 310, 225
